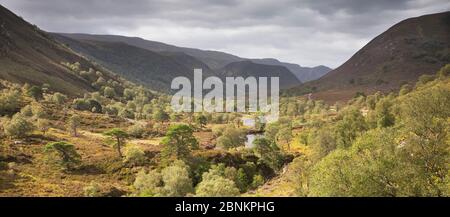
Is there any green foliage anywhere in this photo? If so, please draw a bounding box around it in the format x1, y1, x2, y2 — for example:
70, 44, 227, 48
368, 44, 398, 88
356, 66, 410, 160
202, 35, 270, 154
216, 126, 246, 150
123, 88, 135, 100
437, 64, 450, 78
416, 74, 435, 87
44, 142, 81, 171
195, 165, 240, 197
103, 86, 116, 98
133, 160, 193, 196
133, 169, 163, 196
277, 125, 293, 150
88, 99, 102, 113
194, 114, 208, 128
72, 98, 91, 111
161, 160, 194, 196
27, 85, 43, 100
235, 168, 249, 192
211, 125, 226, 138
0, 89, 23, 116
264, 122, 280, 142
374, 98, 395, 128
50, 92, 67, 104
152, 108, 169, 123
123, 145, 146, 166
251, 174, 264, 189
399, 84, 411, 95
334, 108, 367, 149
118, 108, 135, 119
253, 138, 285, 172
84, 182, 102, 197
311, 126, 336, 160
309, 80, 450, 196
161, 124, 198, 161
4, 113, 34, 138
104, 128, 128, 157
127, 123, 145, 138
67, 114, 81, 136
72, 98, 102, 113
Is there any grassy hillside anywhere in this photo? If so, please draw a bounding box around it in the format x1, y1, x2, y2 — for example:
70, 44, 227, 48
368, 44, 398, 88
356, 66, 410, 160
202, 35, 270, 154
0, 5, 124, 96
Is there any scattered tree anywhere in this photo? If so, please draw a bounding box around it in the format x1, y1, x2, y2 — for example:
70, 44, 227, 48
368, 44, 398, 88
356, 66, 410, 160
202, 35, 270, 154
104, 128, 128, 158
44, 142, 81, 171
161, 124, 198, 161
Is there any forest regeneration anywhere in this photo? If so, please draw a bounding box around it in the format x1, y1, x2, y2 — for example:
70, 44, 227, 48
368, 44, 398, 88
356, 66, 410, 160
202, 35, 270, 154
0, 63, 449, 197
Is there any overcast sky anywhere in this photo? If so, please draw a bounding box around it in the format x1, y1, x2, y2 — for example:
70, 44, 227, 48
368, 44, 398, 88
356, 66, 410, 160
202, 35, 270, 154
1, 0, 449, 68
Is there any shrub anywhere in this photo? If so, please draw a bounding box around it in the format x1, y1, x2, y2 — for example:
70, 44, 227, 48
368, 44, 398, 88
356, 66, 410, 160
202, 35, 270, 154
196, 175, 240, 197
4, 113, 34, 138
72, 98, 91, 111
216, 127, 246, 150
161, 160, 194, 196
84, 182, 102, 197
103, 86, 116, 98
127, 123, 145, 138
152, 109, 169, 123
27, 85, 43, 100
104, 104, 120, 116
133, 169, 163, 196
0, 89, 23, 116
251, 174, 264, 189
44, 142, 81, 171
123, 145, 146, 166
211, 125, 226, 138
133, 160, 193, 197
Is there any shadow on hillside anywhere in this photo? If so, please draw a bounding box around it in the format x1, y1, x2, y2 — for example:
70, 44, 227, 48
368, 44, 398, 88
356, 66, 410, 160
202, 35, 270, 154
0, 171, 19, 192
71, 164, 105, 175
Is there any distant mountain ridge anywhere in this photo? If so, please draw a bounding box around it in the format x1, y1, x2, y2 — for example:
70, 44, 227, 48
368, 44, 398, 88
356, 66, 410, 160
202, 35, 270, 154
250, 58, 331, 82
56, 33, 330, 82
53, 34, 303, 90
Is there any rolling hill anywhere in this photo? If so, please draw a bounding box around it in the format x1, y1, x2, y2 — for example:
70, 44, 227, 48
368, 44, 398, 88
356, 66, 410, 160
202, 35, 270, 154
288, 11, 450, 102
0, 5, 119, 95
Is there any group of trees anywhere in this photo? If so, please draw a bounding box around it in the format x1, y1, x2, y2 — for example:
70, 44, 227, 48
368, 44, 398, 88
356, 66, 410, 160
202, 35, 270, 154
290, 65, 450, 196
133, 160, 193, 196
215, 125, 246, 150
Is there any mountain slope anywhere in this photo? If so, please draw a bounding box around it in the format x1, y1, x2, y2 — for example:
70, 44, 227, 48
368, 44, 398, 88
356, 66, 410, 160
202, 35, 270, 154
52, 34, 218, 92
0, 5, 112, 95
55, 33, 242, 70
54, 34, 301, 89
56, 33, 329, 82
219, 60, 301, 89
288, 11, 450, 102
